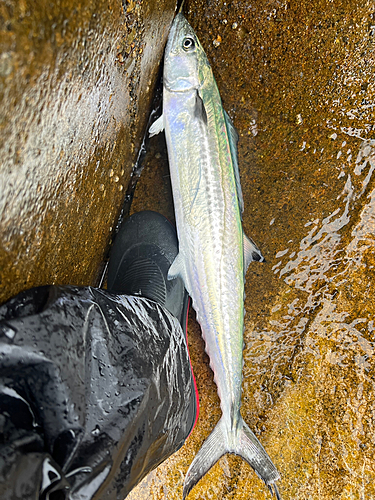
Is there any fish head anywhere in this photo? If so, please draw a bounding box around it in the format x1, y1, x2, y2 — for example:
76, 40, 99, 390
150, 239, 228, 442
164, 13, 211, 92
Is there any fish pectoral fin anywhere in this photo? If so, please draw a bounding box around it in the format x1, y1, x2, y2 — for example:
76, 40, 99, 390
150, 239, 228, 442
183, 419, 227, 500
194, 92, 208, 125
149, 115, 164, 137
168, 253, 188, 285
244, 233, 264, 272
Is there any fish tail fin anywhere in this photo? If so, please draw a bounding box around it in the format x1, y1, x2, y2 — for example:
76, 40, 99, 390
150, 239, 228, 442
239, 419, 281, 498
183, 417, 281, 499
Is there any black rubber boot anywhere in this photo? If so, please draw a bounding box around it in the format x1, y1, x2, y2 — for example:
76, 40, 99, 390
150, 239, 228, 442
107, 211, 189, 333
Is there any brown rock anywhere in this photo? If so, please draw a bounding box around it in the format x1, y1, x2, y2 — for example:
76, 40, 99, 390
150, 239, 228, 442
0, 0, 175, 302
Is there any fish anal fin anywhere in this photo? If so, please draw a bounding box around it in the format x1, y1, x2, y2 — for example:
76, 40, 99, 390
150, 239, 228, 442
244, 233, 264, 272
149, 115, 164, 137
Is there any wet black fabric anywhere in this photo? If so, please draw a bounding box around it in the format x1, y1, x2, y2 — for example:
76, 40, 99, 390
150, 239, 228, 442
0, 285, 196, 500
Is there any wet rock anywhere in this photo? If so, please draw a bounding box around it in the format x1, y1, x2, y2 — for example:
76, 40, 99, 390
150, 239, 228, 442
130, 0, 375, 498
0, 0, 176, 303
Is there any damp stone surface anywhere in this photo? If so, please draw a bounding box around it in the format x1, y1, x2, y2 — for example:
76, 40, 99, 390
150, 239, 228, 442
0, 0, 175, 303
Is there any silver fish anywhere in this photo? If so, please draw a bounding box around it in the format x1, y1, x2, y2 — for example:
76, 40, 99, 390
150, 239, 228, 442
149, 13, 281, 499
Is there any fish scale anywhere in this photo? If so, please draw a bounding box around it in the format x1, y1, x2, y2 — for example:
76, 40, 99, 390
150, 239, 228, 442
149, 13, 281, 500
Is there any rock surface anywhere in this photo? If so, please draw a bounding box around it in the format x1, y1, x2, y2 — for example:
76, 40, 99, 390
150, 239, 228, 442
129, 0, 375, 498
0, 0, 175, 303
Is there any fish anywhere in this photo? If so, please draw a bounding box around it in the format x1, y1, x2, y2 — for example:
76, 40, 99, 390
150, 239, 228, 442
149, 13, 281, 500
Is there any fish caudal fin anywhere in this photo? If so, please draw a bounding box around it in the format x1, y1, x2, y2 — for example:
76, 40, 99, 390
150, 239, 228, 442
183, 417, 281, 500
239, 419, 281, 499
183, 418, 226, 499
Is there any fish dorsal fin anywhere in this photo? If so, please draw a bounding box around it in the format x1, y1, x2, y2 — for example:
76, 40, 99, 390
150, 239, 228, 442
244, 233, 264, 272
149, 115, 164, 137
224, 110, 244, 215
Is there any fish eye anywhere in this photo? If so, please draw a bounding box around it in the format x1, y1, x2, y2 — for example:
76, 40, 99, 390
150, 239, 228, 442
182, 37, 195, 51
